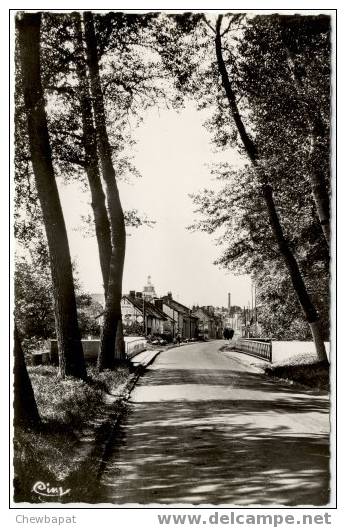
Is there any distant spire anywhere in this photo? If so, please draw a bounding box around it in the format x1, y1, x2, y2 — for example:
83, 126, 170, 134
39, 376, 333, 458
143, 274, 156, 300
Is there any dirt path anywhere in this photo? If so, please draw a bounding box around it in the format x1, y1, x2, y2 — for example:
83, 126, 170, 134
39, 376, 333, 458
98, 341, 330, 506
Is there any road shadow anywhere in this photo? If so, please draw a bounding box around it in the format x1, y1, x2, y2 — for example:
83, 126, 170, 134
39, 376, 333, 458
138, 366, 330, 398
94, 367, 330, 505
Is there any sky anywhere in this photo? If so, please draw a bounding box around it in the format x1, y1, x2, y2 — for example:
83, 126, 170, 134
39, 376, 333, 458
59, 103, 253, 309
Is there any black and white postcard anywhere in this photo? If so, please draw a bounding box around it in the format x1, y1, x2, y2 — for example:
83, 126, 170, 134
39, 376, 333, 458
5, 1, 341, 525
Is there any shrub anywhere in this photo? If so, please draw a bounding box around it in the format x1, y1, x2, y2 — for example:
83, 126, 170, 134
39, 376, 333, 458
27, 364, 130, 427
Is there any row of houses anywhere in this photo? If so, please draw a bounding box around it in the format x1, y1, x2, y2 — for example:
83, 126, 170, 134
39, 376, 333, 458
121, 291, 200, 340
119, 276, 224, 340
93, 276, 227, 341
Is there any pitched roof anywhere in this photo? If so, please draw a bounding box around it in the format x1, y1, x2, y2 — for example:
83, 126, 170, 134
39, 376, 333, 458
124, 295, 168, 320
161, 296, 198, 319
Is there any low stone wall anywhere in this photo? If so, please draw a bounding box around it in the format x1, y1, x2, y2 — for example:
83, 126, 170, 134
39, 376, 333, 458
49, 340, 101, 365
46, 337, 147, 365
125, 337, 147, 358
271, 341, 330, 364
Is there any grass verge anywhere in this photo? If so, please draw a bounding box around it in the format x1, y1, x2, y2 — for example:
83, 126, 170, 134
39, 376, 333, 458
221, 345, 330, 391
264, 357, 330, 391
14, 364, 131, 503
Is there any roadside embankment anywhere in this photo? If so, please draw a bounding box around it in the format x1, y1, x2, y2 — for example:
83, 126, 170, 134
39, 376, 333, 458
264, 358, 329, 391
14, 349, 161, 503
220, 343, 329, 391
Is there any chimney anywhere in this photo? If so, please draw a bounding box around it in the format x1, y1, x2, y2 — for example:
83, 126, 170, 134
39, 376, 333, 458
136, 292, 143, 299
129, 290, 135, 297
167, 292, 173, 300
155, 299, 163, 311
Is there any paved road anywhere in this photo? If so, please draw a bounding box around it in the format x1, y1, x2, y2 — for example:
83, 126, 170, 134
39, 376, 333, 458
98, 341, 330, 506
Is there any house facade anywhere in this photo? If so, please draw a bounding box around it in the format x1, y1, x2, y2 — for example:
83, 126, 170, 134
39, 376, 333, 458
121, 291, 168, 336
160, 293, 198, 340
192, 306, 224, 339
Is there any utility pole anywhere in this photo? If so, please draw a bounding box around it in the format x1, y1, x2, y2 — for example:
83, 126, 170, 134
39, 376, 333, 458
251, 282, 254, 314
243, 306, 246, 337
248, 301, 251, 337
142, 296, 146, 336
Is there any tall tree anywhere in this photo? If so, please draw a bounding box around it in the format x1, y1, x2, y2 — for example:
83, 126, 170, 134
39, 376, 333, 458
13, 326, 41, 428
211, 15, 327, 361
16, 12, 87, 379
15, 12, 159, 371
72, 12, 112, 296
27, 12, 157, 297
83, 11, 127, 369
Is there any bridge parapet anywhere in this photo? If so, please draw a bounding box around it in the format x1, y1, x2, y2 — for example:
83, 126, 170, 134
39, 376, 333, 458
235, 338, 272, 362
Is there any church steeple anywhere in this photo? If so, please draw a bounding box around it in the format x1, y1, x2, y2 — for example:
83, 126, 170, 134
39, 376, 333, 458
143, 275, 156, 301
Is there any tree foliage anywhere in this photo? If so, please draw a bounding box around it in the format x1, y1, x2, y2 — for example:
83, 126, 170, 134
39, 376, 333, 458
154, 13, 330, 341
14, 11, 331, 349
15, 256, 105, 348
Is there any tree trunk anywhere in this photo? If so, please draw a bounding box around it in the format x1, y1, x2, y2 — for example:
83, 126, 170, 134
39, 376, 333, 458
115, 319, 126, 357
13, 326, 41, 428
283, 43, 330, 246
73, 12, 112, 297
214, 15, 328, 362
16, 13, 87, 379
307, 148, 330, 246
262, 184, 328, 362
83, 11, 126, 369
